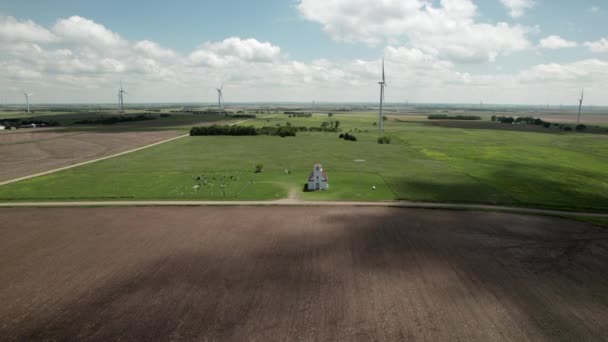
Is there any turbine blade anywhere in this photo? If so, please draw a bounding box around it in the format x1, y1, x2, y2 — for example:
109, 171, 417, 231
382, 58, 385, 83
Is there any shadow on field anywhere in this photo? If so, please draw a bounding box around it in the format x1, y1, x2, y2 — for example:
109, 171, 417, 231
318, 210, 608, 341
389, 160, 608, 212
7, 207, 608, 341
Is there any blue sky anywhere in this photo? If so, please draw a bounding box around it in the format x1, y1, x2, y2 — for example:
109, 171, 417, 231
0, 0, 607, 104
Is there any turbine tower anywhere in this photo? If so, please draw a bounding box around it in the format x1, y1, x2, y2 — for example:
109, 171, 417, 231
378, 58, 387, 132
23, 91, 33, 113
216, 85, 224, 115
577, 88, 584, 124
118, 82, 127, 114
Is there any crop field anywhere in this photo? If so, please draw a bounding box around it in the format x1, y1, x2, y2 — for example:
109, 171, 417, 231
1, 112, 607, 211
1, 206, 607, 341
0, 129, 183, 183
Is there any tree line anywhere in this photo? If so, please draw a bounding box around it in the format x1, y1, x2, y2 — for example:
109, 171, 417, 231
428, 114, 482, 120
74, 115, 155, 125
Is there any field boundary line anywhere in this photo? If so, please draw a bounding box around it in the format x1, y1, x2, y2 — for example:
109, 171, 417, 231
0, 200, 606, 218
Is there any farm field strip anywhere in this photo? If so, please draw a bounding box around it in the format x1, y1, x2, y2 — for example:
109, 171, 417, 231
0, 117, 256, 185
1, 113, 607, 212
0, 133, 187, 186
1, 206, 606, 341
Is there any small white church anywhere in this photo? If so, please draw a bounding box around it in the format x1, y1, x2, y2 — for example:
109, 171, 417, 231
307, 163, 329, 191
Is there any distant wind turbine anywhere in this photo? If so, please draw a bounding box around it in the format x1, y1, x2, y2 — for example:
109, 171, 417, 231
577, 88, 584, 124
378, 58, 387, 132
23, 91, 33, 113
118, 82, 127, 114
216, 84, 224, 115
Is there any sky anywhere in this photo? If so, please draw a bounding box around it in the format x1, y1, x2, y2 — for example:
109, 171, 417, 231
0, 0, 607, 105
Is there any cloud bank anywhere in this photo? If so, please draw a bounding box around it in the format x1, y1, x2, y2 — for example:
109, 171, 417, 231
0, 9, 606, 105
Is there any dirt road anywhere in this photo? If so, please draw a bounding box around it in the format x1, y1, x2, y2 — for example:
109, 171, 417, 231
1, 199, 607, 219
1, 206, 606, 341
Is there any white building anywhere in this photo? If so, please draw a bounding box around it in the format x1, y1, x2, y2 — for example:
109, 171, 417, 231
307, 163, 329, 191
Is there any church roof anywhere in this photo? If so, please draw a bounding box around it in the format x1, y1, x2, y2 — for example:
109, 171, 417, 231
308, 170, 328, 182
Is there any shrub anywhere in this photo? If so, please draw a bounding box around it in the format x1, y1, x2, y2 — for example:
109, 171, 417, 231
496, 116, 515, 124
160, 113, 171, 118
328, 113, 334, 117
377, 136, 391, 144
277, 126, 297, 137
576, 124, 587, 131
255, 164, 264, 173
564, 126, 572, 131
543, 122, 551, 128
339, 133, 344, 138
342, 133, 357, 141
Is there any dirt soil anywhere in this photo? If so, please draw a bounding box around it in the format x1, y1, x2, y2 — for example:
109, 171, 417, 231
0, 207, 607, 341
0, 129, 182, 182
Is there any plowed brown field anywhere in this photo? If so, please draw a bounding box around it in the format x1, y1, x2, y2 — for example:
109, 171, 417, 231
0, 207, 607, 341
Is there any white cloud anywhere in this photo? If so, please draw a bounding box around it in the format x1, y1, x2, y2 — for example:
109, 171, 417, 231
518, 59, 608, 83
588, 6, 600, 14
0, 14, 606, 105
584, 38, 608, 53
499, 0, 535, 18
53, 16, 125, 48
134, 40, 177, 59
201, 37, 281, 62
539, 35, 578, 49
297, 0, 531, 63
0, 15, 56, 43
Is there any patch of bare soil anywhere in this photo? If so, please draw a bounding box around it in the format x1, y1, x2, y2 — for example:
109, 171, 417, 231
0, 130, 182, 182
0, 207, 606, 341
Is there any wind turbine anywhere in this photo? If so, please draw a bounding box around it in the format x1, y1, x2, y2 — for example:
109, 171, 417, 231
23, 91, 33, 113
118, 82, 127, 114
577, 88, 584, 124
378, 58, 387, 132
216, 84, 224, 115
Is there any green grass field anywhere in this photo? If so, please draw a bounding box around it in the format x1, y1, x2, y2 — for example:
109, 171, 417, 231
1, 113, 607, 211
